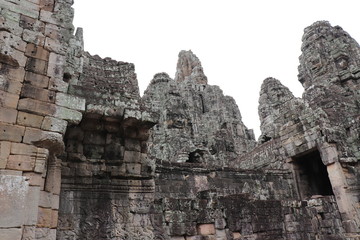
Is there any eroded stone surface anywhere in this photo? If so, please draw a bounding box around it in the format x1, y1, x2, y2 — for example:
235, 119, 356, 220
0, 2, 359, 239
143, 51, 256, 168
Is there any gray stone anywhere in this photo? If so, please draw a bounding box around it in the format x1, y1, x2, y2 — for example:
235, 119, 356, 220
0, 175, 29, 228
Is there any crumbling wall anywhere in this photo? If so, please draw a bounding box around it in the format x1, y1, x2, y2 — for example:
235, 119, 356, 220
152, 166, 346, 240
57, 50, 158, 238
151, 162, 294, 239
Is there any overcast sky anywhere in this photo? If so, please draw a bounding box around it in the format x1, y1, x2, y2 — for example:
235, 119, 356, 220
72, 0, 360, 138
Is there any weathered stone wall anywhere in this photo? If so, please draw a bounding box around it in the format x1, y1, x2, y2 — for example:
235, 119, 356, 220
57, 35, 158, 239
152, 168, 346, 240
57, 116, 156, 239
0, 2, 359, 239
0, 1, 157, 239
152, 161, 294, 239
0, 0, 84, 239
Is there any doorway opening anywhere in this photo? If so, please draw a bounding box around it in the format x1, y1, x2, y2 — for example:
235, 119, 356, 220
292, 149, 334, 199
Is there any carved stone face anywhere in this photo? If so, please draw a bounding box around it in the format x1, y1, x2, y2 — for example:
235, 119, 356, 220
308, 54, 327, 79
298, 21, 360, 88
335, 55, 349, 70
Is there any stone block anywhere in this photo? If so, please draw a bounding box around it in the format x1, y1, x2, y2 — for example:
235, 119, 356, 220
6, 154, 36, 171
41, 116, 67, 133
22, 226, 36, 240
197, 224, 216, 236
44, 160, 61, 194
25, 43, 50, 61
51, 209, 58, 228
83, 131, 106, 145
25, 186, 40, 225
0, 15, 23, 37
39, 9, 57, 25
40, 0, 55, 11
215, 218, 226, 230
0, 107, 17, 124
319, 143, 338, 165
0, 141, 11, 168
0, 75, 22, 94
125, 163, 142, 175
11, 142, 37, 156
185, 236, 202, 240
55, 92, 86, 111
0, 169, 22, 176
37, 207, 52, 228
104, 121, 121, 132
20, 15, 45, 33
51, 194, 59, 210
0, 228, 22, 240
81, 118, 104, 131
7, 67, 25, 82
23, 29, 45, 45
215, 229, 227, 239
25, 71, 50, 88
0, 47, 27, 67
17, 111, 44, 128
39, 190, 52, 208
35, 228, 56, 240
54, 105, 82, 124
45, 23, 61, 40
65, 141, 83, 154
83, 144, 104, 159
125, 138, 141, 152
23, 172, 44, 187
6, 79, 22, 95
0, 0, 40, 18
104, 143, 124, 160
35, 159, 46, 174
124, 150, 142, 163
47, 52, 65, 80
0, 175, 29, 227
18, 98, 56, 116
48, 77, 68, 92
0, 122, 25, 142
21, 83, 56, 103
1, 7, 21, 22
21, 0, 41, 11
25, 57, 48, 75
201, 236, 216, 240
35, 148, 49, 173
44, 37, 65, 54
230, 232, 241, 240
0, 89, 19, 108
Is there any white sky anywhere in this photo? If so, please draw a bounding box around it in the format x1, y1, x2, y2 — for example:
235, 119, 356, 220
72, 0, 360, 138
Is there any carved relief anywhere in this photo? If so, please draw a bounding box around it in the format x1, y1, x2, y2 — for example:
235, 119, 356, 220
335, 55, 349, 70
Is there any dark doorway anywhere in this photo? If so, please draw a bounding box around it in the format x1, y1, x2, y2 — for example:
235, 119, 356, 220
292, 150, 334, 199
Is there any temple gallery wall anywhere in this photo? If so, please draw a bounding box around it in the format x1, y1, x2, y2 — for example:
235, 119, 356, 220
0, 1, 359, 240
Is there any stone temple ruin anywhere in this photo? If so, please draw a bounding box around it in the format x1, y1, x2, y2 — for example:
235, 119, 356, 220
0, 1, 359, 240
